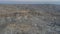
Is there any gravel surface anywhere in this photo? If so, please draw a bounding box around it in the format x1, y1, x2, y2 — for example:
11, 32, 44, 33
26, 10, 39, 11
0, 4, 60, 34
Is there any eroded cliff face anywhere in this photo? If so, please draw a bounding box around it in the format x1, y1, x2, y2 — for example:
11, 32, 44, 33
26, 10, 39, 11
0, 4, 60, 34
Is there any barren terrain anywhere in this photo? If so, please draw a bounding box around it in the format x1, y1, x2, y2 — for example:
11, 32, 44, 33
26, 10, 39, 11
0, 4, 60, 34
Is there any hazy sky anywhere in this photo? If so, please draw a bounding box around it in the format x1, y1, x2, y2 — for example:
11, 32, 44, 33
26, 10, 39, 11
0, 0, 60, 4
0, 0, 60, 1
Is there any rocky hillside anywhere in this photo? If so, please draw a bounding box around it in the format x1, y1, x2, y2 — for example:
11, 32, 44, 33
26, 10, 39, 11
0, 4, 60, 34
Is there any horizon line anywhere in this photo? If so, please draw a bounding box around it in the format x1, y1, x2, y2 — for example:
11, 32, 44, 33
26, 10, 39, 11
0, 1, 60, 4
